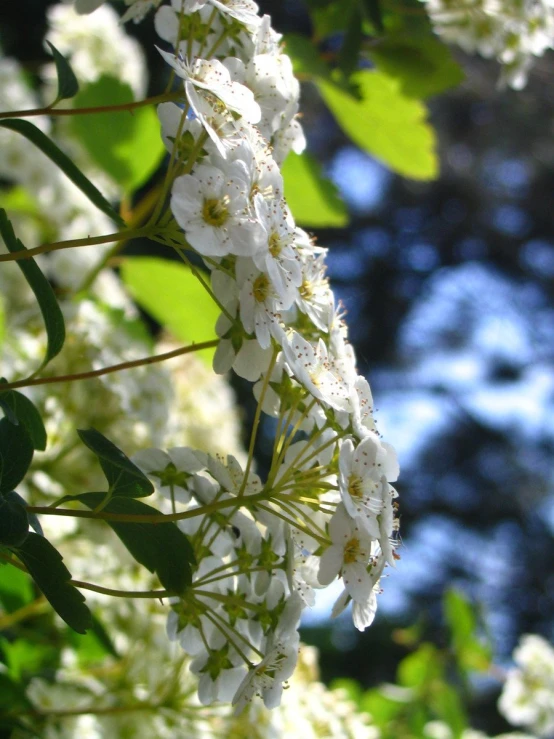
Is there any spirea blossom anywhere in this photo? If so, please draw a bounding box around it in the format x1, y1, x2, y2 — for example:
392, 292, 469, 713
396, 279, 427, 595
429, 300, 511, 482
142, 0, 402, 709
498, 634, 554, 737
420, 0, 554, 88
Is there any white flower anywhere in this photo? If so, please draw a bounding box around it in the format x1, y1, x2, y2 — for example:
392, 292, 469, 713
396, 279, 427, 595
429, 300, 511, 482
171, 164, 263, 257
499, 634, 554, 737
237, 258, 290, 350
210, 0, 261, 27
318, 504, 374, 603
253, 196, 302, 299
158, 50, 262, 125
338, 436, 399, 535
282, 331, 352, 412
132, 447, 207, 504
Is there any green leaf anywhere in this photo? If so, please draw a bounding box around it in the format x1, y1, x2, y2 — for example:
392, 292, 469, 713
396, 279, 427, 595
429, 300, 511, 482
282, 151, 349, 227
0, 417, 34, 495
70, 76, 165, 194
308, 0, 356, 38
0, 121, 123, 225
368, 35, 465, 99
360, 687, 407, 728
0, 673, 29, 715
284, 33, 333, 80
317, 70, 438, 180
121, 257, 219, 364
429, 682, 468, 737
12, 533, 92, 634
0, 381, 47, 451
397, 643, 442, 688
0, 493, 29, 548
0, 560, 33, 612
359, 0, 384, 33
78, 493, 195, 593
46, 41, 79, 102
444, 589, 492, 672
68, 613, 118, 666
78, 428, 154, 498
0, 210, 65, 372
0, 635, 58, 682
339, 7, 364, 78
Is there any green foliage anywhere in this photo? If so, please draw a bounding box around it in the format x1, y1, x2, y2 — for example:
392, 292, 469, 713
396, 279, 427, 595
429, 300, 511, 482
0, 381, 47, 451
0, 417, 34, 496
46, 41, 79, 104
0, 210, 66, 373
0, 564, 33, 613
444, 588, 492, 672
0, 121, 122, 225
77, 493, 195, 594
284, 33, 333, 80
317, 70, 438, 180
0, 493, 29, 547
12, 533, 92, 634
78, 428, 154, 498
368, 35, 465, 99
70, 76, 165, 194
281, 152, 348, 227
121, 257, 219, 364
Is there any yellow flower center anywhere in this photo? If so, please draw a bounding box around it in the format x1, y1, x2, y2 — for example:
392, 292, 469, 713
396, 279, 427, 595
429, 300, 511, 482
348, 475, 364, 499
202, 196, 229, 227
253, 273, 270, 303
268, 231, 282, 258
343, 536, 361, 564
300, 279, 313, 299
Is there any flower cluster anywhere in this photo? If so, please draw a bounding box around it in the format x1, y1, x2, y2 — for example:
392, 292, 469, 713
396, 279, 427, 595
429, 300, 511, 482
420, 0, 554, 88
113, 0, 402, 711
498, 634, 554, 737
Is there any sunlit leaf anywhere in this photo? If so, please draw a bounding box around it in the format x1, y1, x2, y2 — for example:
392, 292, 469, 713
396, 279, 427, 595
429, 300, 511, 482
317, 70, 438, 180
121, 257, 219, 364
0, 381, 47, 451
282, 151, 349, 227
70, 76, 165, 194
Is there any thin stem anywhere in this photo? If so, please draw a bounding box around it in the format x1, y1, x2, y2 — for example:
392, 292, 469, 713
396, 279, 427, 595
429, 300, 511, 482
0, 340, 219, 391
0, 227, 149, 264
77, 185, 163, 293
176, 249, 233, 321
0, 92, 183, 121
26, 488, 270, 524
70, 580, 170, 599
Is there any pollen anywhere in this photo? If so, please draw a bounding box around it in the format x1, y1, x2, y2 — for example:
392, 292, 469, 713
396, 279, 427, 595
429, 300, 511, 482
202, 196, 230, 227
253, 273, 270, 302
343, 536, 361, 564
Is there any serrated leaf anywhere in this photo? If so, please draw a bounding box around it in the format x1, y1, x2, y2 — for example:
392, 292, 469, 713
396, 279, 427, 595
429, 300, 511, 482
368, 34, 465, 99
121, 257, 219, 364
282, 151, 349, 227
12, 533, 92, 634
0, 493, 29, 547
0, 210, 65, 372
46, 41, 79, 102
70, 76, 165, 194
78, 493, 195, 593
317, 70, 438, 180
78, 428, 154, 498
0, 121, 123, 225
0, 380, 47, 451
0, 417, 34, 495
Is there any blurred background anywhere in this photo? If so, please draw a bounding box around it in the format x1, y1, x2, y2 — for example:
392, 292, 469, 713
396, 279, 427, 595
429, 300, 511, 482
2, 0, 554, 734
